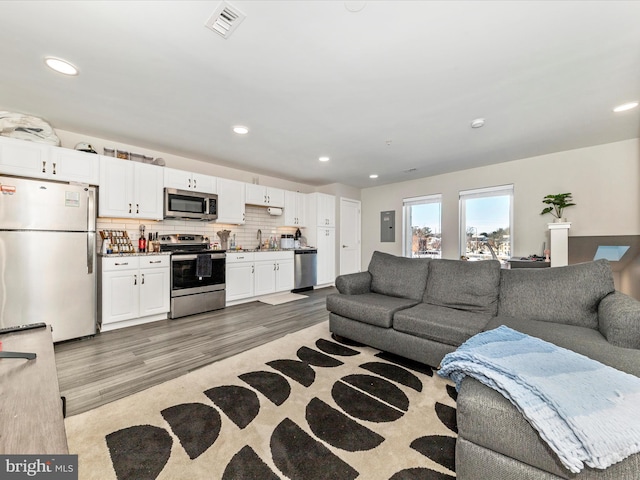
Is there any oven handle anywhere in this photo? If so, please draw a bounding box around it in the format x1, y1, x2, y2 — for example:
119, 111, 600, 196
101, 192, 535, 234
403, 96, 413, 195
171, 253, 226, 261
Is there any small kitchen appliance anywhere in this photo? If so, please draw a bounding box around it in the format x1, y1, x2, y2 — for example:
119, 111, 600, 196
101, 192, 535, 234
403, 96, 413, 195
280, 234, 294, 249
164, 188, 218, 221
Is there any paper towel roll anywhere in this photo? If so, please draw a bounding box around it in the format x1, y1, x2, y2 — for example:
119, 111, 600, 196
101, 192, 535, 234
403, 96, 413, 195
268, 207, 283, 216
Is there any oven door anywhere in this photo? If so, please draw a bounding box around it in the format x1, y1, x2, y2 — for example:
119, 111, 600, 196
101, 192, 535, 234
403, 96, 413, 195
171, 252, 226, 297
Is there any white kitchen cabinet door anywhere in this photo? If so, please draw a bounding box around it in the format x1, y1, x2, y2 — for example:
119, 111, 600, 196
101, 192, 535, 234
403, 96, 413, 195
217, 178, 245, 224
309, 192, 335, 227
164, 168, 217, 194
50, 147, 100, 185
139, 266, 170, 317
226, 262, 254, 301
316, 227, 336, 285
102, 269, 139, 324
99, 156, 135, 217
164, 168, 193, 191
245, 184, 285, 207
0, 137, 100, 184
99, 157, 163, 219
254, 259, 277, 296
275, 257, 294, 292
0, 136, 51, 179
134, 162, 164, 220
282, 190, 306, 227
192, 173, 217, 194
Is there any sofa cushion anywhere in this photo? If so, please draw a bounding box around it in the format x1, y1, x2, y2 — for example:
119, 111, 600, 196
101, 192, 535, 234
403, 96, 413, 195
394, 303, 492, 347
423, 259, 501, 315
368, 251, 430, 301
326, 293, 419, 328
497, 259, 615, 329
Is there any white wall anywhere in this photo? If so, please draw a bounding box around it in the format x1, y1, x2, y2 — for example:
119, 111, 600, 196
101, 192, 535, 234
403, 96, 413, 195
360, 139, 640, 265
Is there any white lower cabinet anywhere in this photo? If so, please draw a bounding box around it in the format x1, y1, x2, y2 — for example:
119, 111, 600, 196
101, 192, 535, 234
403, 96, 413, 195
100, 255, 170, 331
226, 251, 294, 303
226, 252, 255, 302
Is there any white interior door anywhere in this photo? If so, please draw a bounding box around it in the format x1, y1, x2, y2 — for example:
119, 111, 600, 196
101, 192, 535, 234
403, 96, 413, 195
339, 198, 361, 275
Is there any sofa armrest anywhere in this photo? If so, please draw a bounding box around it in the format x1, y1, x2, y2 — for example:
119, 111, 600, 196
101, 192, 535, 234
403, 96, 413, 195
335, 272, 372, 295
598, 291, 640, 349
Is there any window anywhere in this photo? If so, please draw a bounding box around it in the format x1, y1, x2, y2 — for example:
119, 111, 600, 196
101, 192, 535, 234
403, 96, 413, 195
459, 185, 513, 263
403, 194, 442, 258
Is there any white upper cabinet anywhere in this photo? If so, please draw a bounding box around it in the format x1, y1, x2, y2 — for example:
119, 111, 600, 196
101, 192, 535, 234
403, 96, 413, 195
281, 190, 306, 227
308, 192, 336, 227
99, 156, 164, 220
164, 167, 217, 194
245, 184, 285, 207
216, 178, 245, 224
0, 137, 99, 184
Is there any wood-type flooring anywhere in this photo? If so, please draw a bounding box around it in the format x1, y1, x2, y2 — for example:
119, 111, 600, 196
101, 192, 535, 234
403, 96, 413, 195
54, 287, 334, 417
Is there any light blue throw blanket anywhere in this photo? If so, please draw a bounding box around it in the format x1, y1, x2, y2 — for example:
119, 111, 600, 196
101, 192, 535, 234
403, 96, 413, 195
438, 326, 640, 473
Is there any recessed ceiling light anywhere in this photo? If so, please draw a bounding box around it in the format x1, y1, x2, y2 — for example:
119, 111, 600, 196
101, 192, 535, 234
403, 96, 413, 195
233, 125, 249, 134
44, 56, 78, 76
470, 118, 485, 128
369, 174, 378, 179
613, 102, 638, 113
319, 156, 330, 162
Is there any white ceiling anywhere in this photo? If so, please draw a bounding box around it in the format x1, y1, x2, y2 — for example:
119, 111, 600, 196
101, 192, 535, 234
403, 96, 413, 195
1, 1, 639, 188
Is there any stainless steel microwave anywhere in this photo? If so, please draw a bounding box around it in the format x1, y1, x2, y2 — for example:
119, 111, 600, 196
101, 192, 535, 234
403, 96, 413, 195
164, 188, 218, 221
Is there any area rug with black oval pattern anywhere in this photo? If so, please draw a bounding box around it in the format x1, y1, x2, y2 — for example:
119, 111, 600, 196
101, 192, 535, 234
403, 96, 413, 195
65, 322, 457, 479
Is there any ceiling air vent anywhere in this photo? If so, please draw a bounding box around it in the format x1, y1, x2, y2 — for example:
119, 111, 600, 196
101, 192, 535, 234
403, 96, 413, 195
205, 1, 246, 39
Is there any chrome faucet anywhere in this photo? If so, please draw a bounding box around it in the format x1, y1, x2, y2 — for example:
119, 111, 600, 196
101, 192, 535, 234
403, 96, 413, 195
257, 229, 262, 250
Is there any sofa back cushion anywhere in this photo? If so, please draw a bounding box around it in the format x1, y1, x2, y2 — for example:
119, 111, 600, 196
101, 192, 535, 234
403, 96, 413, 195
497, 259, 615, 329
368, 251, 430, 301
424, 259, 502, 315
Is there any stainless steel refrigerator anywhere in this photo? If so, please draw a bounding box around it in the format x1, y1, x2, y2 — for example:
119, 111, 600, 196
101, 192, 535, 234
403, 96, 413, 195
0, 175, 97, 342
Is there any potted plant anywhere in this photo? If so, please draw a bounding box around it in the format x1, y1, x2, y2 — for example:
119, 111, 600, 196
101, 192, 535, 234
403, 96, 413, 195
540, 193, 575, 222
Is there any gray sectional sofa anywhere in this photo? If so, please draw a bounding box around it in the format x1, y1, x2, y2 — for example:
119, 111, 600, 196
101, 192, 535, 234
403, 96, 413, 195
327, 251, 640, 479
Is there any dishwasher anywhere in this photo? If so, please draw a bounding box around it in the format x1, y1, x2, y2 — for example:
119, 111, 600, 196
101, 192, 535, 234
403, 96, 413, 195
293, 249, 317, 292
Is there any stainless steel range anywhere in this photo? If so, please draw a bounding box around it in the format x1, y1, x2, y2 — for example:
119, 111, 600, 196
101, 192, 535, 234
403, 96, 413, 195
159, 234, 225, 319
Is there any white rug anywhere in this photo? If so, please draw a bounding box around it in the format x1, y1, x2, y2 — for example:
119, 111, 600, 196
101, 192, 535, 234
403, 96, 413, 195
65, 322, 457, 480
258, 292, 308, 305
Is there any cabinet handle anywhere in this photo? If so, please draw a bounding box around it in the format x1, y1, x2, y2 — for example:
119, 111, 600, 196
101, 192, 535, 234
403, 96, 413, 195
268, 195, 270, 203
129, 203, 132, 214
194, 178, 197, 188
141, 274, 145, 284
277, 263, 279, 271
189, 178, 192, 188
134, 274, 137, 285
115, 262, 129, 266
237, 256, 244, 259
264, 195, 267, 203
136, 203, 139, 214
251, 265, 254, 273
149, 260, 162, 264
42, 161, 46, 173
52, 162, 57, 175
273, 263, 276, 271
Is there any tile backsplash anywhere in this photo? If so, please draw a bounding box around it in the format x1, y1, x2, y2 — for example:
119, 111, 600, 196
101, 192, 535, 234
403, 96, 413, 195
97, 206, 301, 250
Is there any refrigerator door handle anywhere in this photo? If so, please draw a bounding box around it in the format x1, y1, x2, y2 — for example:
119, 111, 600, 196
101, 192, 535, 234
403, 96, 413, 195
86, 188, 96, 232
87, 233, 95, 274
